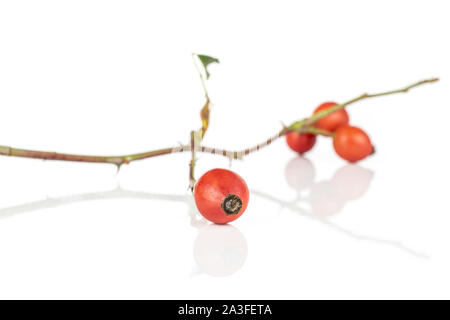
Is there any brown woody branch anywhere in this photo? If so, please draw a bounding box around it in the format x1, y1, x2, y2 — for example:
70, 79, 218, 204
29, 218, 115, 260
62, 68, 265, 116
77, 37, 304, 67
0, 78, 439, 165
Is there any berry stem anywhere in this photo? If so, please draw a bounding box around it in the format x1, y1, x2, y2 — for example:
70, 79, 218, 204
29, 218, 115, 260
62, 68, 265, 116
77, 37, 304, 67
302, 127, 335, 137
0, 78, 438, 164
190, 54, 213, 188
192, 53, 209, 100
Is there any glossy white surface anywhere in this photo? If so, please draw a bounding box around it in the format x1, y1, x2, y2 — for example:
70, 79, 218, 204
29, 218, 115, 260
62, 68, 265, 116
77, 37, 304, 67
0, 0, 448, 299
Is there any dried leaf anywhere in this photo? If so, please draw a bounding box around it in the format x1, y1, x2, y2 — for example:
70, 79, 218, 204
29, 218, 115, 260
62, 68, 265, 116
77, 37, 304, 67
199, 100, 211, 138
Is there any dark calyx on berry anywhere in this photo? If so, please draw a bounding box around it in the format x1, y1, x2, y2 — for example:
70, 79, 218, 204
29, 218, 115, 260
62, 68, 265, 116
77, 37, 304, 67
221, 194, 243, 215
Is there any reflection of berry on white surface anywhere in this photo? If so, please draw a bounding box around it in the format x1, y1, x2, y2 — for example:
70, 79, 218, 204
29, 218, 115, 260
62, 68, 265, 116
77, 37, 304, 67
310, 180, 346, 218
331, 165, 374, 202
284, 157, 316, 191
193, 225, 248, 277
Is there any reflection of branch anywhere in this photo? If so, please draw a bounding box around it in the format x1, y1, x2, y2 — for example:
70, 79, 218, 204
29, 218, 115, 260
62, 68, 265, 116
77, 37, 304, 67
0, 186, 428, 258
0, 187, 207, 228
252, 190, 428, 258
0, 188, 181, 218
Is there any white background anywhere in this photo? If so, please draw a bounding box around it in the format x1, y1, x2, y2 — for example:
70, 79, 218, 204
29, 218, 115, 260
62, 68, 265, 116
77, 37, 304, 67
0, 0, 448, 299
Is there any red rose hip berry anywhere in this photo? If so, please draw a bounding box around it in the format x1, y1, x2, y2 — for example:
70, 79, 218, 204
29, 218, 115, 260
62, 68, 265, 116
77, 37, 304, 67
285, 132, 316, 154
313, 101, 349, 132
194, 168, 249, 224
333, 125, 374, 163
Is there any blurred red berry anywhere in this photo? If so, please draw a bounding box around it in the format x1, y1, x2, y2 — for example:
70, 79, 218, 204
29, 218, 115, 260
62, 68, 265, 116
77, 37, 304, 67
285, 132, 316, 154
194, 168, 249, 224
313, 101, 349, 132
333, 125, 374, 162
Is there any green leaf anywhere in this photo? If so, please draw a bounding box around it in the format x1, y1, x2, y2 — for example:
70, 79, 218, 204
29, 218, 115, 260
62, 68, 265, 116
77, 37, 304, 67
196, 54, 219, 79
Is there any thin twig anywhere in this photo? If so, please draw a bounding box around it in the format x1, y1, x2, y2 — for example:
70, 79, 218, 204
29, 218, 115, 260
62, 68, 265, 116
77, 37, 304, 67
190, 54, 213, 188
0, 78, 438, 164
192, 53, 209, 100
189, 131, 196, 191
208, 77, 439, 159
0, 145, 180, 168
